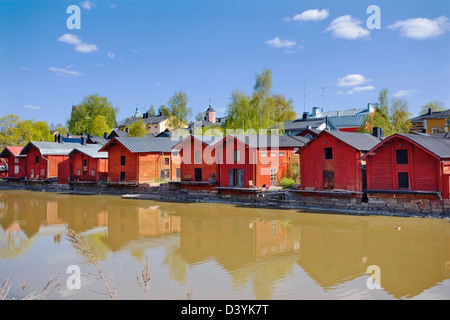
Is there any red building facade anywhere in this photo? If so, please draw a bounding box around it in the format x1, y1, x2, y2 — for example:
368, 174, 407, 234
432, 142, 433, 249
68, 147, 108, 182
0, 146, 26, 179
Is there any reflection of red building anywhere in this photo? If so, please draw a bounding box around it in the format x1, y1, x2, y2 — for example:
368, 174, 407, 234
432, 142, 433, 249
68, 146, 108, 182
0, 146, 26, 179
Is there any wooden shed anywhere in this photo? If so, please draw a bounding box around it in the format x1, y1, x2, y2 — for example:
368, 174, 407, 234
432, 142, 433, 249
99, 137, 180, 184
298, 130, 380, 192
0, 146, 26, 179
20, 141, 84, 183
68, 146, 108, 182
172, 135, 221, 184
213, 134, 308, 188
360, 133, 450, 199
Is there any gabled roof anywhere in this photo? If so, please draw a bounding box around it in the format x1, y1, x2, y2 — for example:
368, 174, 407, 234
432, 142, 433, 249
215, 134, 309, 149
0, 146, 25, 158
68, 145, 108, 159
99, 136, 180, 153
298, 130, 381, 154
173, 134, 223, 150
20, 141, 92, 156
409, 109, 450, 122
108, 129, 128, 139
283, 118, 332, 131
327, 114, 367, 128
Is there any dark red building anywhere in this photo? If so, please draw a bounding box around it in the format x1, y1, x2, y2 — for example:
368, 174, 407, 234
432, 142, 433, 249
68, 146, 108, 182
361, 133, 450, 199
0, 146, 26, 179
298, 130, 380, 192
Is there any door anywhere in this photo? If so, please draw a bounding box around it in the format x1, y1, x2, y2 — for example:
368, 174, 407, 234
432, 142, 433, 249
270, 168, 277, 185
194, 168, 202, 182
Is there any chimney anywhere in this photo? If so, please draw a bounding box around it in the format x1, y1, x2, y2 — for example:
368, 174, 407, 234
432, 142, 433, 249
104, 132, 108, 139
57, 134, 62, 143
67, 132, 71, 138
428, 108, 432, 115
302, 112, 310, 120
372, 127, 383, 139
311, 107, 320, 118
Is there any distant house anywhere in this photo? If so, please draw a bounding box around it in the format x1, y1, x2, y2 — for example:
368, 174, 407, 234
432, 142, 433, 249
409, 108, 450, 134
361, 133, 450, 199
0, 146, 26, 179
20, 141, 89, 183
188, 105, 226, 134
68, 146, 108, 182
298, 130, 380, 192
99, 137, 181, 184
296, 128, 321, 140
213, 134, 308, 188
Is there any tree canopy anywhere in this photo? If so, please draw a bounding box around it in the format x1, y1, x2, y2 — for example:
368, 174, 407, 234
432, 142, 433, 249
225, 68, 297, 133
419, 100, 446, 115
127, 118, 148, 137
67, 94, 118, 135
161, 91, 192, 130
0, 114, 53, 148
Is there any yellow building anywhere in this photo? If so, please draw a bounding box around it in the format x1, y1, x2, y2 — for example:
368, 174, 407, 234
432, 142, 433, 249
409, 108, 450, 134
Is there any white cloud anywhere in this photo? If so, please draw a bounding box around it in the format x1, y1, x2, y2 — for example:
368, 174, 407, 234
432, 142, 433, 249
24, 104, 42, 110
57, 34, 99, 53
266, 37, 297, 48
285, 9, 329, 22
107, 52, 115, 59
336, 74, 371, 87
20, 67, 31, 71
80, 1, 96, 10
393, 89, 417, 98
155, 82, 162, 87
388, 16, 450, 40
347, 85, 375, 94
325, 15, 370, 39
48, 65, 82, 77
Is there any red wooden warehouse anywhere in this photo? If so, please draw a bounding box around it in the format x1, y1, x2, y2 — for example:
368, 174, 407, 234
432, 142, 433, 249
360, 133, 450, 199
99, 137, 180, 184
20, 141, 84, 183
173, 135, 220, 185
68, 146, 108, 182
298, 130, 380, 192
0, 146, 26, 179
213, 134, 308, 188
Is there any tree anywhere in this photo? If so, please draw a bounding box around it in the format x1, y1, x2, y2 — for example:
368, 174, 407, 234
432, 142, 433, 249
162, 91, 192, 130
67, 94, 118, 135
148, 105, 156, 117
127, 118, 148, 137
358, 88, 411, 136
32, 121, 53, 142
225, 68, 297, 133
89, 115, 110, 137
0, 114, 53, 147
420, 100, 446, 115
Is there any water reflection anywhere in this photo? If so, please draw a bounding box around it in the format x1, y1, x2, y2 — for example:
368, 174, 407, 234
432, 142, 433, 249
0, 190, 449, 299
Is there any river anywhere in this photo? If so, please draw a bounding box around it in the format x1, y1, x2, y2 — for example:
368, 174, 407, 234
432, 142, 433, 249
0, 190, 449, 300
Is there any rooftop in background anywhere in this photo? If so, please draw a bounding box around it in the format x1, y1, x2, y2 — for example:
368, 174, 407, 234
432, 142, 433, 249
409, 108, 450, 122
100, 136, 181, 153
0, 146, 25, 158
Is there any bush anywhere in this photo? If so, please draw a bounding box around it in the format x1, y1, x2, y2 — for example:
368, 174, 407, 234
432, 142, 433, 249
279, 177, 295, 189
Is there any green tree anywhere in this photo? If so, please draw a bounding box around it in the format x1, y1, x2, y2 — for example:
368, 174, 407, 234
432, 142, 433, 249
225, 68, 297, 132
162, 91, 192, 130
127, 118, 148, 137
0, 114, 50, 147
390, 98, 411, 134
420, 100, 446, 115
148, 105, 156, 117
89, 115, 110, 137
68, 94, 118, 135
32, 121, 53, 142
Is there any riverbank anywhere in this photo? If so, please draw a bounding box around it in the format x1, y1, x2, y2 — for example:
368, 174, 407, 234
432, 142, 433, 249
1, 179, 449, 219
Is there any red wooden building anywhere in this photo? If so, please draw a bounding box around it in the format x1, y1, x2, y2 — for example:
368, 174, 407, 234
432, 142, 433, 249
0, 146, 26, 179
68, 146, 108, 182
20, 141, 85, 183
213, 134, 308, 188
173, 135, 220, 185
99, 137, 180, 184
360, 133, 450, 199
298, 130, 380, 192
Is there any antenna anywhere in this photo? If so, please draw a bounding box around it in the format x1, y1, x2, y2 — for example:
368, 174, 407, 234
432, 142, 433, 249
303, 79, 306, 113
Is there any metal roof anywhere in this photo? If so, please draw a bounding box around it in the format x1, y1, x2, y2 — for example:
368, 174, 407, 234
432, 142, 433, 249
327, 114, 367, 128
397, 134, 450, 159
0, 146, 25, 158
227, 134, 309, 148
324, 130, 381, 151
20, 141, 93, 156
102, 136, 181, 153
68, 145, 108, 158
409, 109, 450, 122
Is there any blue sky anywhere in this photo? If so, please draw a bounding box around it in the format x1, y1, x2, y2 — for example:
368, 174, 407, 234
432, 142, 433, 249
1, 0, 449, 127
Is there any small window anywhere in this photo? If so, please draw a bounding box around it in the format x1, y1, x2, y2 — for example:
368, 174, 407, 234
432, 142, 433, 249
398, 172, 409, 189
164, 157, 170, 166
270, 152, 276, 157
324, 148, 333, 160
41, 169, 45, 177
261, 152, 267, 157
279, 152, 285, 157
194, 151, 202, 163
234, 150, 240, 162
121, 156, 126, 166
120, 171, 126, 182
83, 159, 88, 166
91, 170, 95, 176
396, 149, 408, 165
14, 165, 19, 174
77, 169, 81, 176
35, 156, 39, 164
14, 158, 19, 164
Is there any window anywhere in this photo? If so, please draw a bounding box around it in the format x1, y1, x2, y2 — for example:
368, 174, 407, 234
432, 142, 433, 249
121, 156, 126, 166
35, 156, 39, 164
194, 151, 202, 163
14, 158, 19, 164
91, 170, 95, 176
324, 148, 333, 160
14, 165, 19, 174
120, 171, 126, 181
279, 152, 285, 157
270, 152, 276, 157
176, 168, 181, 179
41, 169, 45, 177
77, 169, 81, 176
164, 157, 170, 166
83, 159, 88, 166
398, 172, 409, 189
270, 168, 277, 185
396, 149, 408, 165
431, 127, 441, 134
261, 152, 267, 157
234, 150, 240, 162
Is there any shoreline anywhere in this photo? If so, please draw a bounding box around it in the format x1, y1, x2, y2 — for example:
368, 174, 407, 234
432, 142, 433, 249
1, 180, 449, 220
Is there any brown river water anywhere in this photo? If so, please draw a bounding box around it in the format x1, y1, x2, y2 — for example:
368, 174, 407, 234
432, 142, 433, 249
0, 190, 449, 300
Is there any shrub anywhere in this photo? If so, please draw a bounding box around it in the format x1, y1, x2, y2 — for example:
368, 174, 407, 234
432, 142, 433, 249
279, 177, 295, 189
